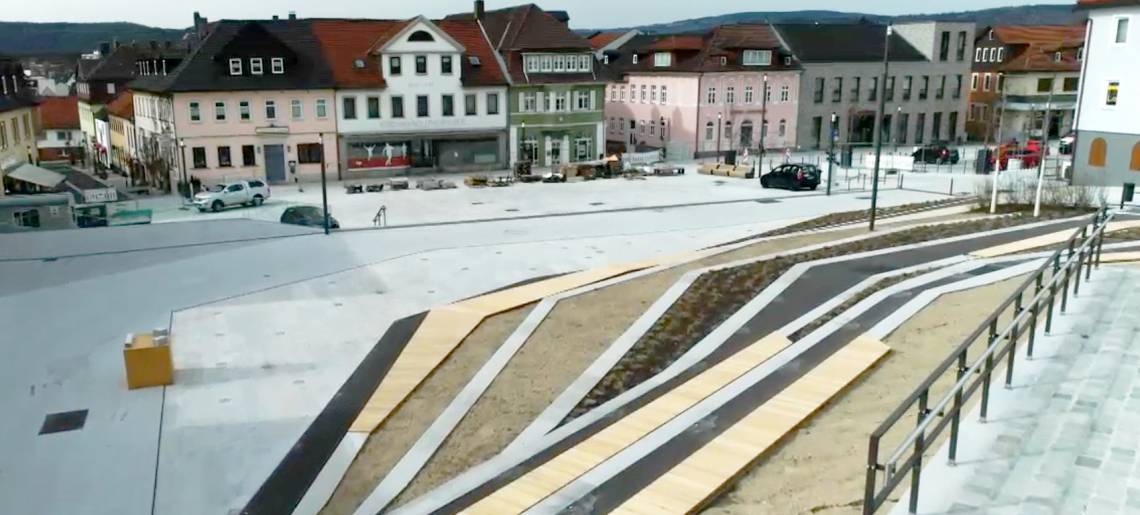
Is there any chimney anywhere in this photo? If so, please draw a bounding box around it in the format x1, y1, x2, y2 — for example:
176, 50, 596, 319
99, 41, 111, 55
272, 15, 279, 21
288, 11, 296, 20
474, 0, 485, 20
149, 40, 158, 50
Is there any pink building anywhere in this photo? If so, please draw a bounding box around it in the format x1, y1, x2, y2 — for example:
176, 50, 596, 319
601, 25, 801, 160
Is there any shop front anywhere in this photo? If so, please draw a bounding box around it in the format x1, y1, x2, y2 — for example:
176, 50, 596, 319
340, 130, 506, 178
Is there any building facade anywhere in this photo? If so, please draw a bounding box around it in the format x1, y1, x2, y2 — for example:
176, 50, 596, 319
313, 17, 509, 177
131, 19, 339, 189
966, 25, 1086, 143
0, 55, 39, 197
37, 96, 83, 163
775, 22, 975, 151
1072, 0, 1140, 187
602, 26, 801, 159
106, 91, 138, 181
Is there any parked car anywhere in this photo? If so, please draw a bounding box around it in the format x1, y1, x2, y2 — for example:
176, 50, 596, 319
193, 179, 270, 212
280, 205, 340, 229
912, 143, 960, 164
991, 148, 1042, 171
1059, 133, 1075, 155
760, 164, 821, 190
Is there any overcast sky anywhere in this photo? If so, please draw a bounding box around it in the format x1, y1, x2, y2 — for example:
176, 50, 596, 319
4, 0, 1074, 30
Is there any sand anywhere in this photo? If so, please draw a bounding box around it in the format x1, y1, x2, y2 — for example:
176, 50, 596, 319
702, 275, 1026, 515
319, 305, 534, 515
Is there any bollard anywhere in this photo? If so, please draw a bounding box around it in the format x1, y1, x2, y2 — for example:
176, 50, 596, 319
949, 178, 955, 196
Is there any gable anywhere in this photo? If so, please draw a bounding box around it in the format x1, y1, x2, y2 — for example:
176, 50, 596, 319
379, 17, 465, 54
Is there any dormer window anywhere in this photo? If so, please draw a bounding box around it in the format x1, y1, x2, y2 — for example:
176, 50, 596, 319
720, 56, 727, 66
250, 58, 264, 75
229, 58, 243, 75
632, 54, 638, 65
408, 30, 435, 42
1054, 51, 1063, 63
742, 50, 772, 66
271, 58, 284, 74
653, 52, 672, 67
469, 56, 482, 66
603, 54, 609, 65
784, 56, 792, 66
353, 58, 366, 69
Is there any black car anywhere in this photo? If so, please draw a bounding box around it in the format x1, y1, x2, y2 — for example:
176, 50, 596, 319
912, 143, 960, 164
280, 206, 340, 229
760, 164, 821, 190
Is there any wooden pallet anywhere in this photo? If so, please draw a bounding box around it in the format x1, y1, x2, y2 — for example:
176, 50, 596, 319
458, 333, 793, 515
611, 335, 890, 515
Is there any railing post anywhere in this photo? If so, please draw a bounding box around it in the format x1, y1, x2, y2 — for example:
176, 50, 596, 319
1061, 261, 1071, 313
981, 319, 997, 422
864, 436, 881, 515
948, 350, 967, 465
1074, 247, 1084, 296
1086, 238, 1095, 281
909, 391, 929, 514
1028, 273, 1042, 359
1006, 293, 1022, 388
1096, 224, 1105, 269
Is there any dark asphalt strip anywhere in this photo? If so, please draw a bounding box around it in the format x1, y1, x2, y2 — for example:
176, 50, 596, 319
430, 219, 1081, 514
240, 311, 427, 515
560, 263, 1021, 514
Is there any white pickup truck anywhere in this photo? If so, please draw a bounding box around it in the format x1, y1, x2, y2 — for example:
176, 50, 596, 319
193, 180, 271, 212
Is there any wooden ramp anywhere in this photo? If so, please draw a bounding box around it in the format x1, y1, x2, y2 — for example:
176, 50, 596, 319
970, 220, 1140, 258
348, 254, 710, 434
458, 334, 793, 515
611, 335, 890, 515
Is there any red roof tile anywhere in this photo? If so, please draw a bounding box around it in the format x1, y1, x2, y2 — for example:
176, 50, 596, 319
38, 96, 79, 130
106, 91, 134, 119
312, 19, 405, 89
991, 25, 1087, 73
589, 32, 624, 50
993, 25, 1086, 47
648, 35, 705, 51
436, 19, 509, 87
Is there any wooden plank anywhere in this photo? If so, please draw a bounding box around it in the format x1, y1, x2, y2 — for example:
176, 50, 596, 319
458, 333, 793, 515
612, 334, 890, 515
970, 220, 1140, 258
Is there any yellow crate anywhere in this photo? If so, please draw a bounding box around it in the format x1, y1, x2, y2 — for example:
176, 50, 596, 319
123, 330, 174, 390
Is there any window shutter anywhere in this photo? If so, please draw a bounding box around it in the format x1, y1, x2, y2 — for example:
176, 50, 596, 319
589, 90, 596, 110
536, 91, 545, 112
518, 92, 525, 112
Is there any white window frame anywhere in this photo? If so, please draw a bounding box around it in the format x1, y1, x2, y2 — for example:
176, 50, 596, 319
554, 55, 565, 72
653, 52, 672, 67
271, 57, 285, 74
580, 55, 591, 72
250, 58, 263, 75
526, 55, 540, 73
1115, 16, 1130, 44
640, 84, 647, 102
971, 73, 979, 91
744, 86, 753, 104
780, 85, 789, 102
707, 87, 716, 104
265, 100, 277, 120
541, 55, 552, 72
239, 100, 251, 121
975, 47, 982, 62
620, 85, 626, 101
660, 85, 667, 104
983, 73, 993, 92
523, 91, 537, 112
742, 49, 772, 66
996, 48, 1005, 62
107, 83, 116, 94
189, 101, 201, 122
316, 99, 328, 119
651, 85, 657, 102
214, 101, 226, 121
291, 99, 303, 120
726, 86, 735, 104
229, 58, 242, 75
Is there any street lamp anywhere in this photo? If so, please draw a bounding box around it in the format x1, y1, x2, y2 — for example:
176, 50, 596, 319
760, 73, 768, 178
178, 138, 190, 206
894, 106, 902, 155
869, 25, 893, 231
827, 112, 837, 196
716, 112, 723, 163
319, 132, 330, 235
520, 121, 526, 164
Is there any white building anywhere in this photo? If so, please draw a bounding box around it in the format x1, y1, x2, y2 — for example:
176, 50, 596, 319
1072, 0, 1140, 187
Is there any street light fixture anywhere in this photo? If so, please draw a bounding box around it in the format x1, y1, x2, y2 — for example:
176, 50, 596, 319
760, 74, 768, 178
716, 112, 723, 164
827, 112, 837, 196
869, 25, 893, 231
319, 132, 330, 235
178, 138, 190, 208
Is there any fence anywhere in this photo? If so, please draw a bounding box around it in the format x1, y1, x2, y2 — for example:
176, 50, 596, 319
861, 207, 1112, 515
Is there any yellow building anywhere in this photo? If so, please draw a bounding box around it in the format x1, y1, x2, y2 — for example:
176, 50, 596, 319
107, 91, 137, 181
1, 56, 40, 197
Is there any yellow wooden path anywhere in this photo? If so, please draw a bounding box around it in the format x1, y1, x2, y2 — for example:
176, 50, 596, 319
458, 334, 793, 515
970, 220, 1140, 258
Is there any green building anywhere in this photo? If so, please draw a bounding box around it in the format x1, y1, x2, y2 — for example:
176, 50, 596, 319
450, 2, 606, 167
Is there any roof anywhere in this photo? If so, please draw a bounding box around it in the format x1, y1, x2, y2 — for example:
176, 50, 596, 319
588, 31, 625, 50
603, 25, 799, 76
774, 23, 927, 63
310, 18, 507, 89
988, 25, 1087, 73
106, 91, 134, 119
6, 164, 66, 189
648, 35, 705, 51
0, 94, 37, 115
38, 96, 80, 129
993, 25, 1087, 47
1077, 0, 1140, 9
79, 44, 186, 82
447, 4, 591, 51
131, 19, 334, 93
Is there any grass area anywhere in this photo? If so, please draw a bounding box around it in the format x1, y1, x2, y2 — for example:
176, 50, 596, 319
566, 212, 1076, 421
754, 199, 966, 238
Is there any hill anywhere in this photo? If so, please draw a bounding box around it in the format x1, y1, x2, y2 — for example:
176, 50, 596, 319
590, 4, 1083, 33
0, 21, 185, 55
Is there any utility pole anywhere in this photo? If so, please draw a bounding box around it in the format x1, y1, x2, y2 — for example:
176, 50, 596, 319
827, 112, 837, 196
716, 112, 722, 163
760, 74, 768, 178
1033, 75, 1056, 218
869, 25, 892, 231
989, 82, 1007, 214
319, 132, 330, 235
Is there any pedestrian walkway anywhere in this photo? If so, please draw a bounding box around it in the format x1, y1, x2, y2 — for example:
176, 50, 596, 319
893, 265, 1140, 515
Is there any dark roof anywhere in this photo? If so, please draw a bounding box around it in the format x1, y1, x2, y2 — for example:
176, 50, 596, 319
0, 95, 37, 115
131, 19, 334, 93
38, 96, 80, 129
79, 44, 186, 82
448, 4, 591, 51
774, 23, 927, 63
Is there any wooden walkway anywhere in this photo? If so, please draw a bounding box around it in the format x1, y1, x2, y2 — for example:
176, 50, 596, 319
970, 219, 1140, 258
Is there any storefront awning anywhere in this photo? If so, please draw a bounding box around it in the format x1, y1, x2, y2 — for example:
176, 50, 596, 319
5, 163, 67, 188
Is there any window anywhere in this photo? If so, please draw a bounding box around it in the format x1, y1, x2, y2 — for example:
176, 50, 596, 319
316, 99, 328, 119
189, 101, 201, 122
939, 31, 950, 61
651, 85, 657, 103
744, 86, 754, 103
0, 121, 6, 150
851, 77, 861, 102
291, 99, 302, 120
554, 55, 565, 72
57, 131, 68, 140
632, 54, 638, 65
297, 143, 322, 164
1063, 77, 1079, 92
620, 86, 626, 101
239, 101, 251, 121
957, 31, 967, 61
971, 73, 978, 91
932, 112, 942, 141
641, 85, 647, 102
408, 30, 434, 42
832, 77, 842, 102
525, 55, 540, 72
742, 49, 772, 66
250, 58, 263, 75
936, 76, 946, 100
1078, 47, 1084, 61
390, 56, 402, 75
897, 113, 909, 144
442, 94, 454, 117
417, 95, 429, 117
983, 74, 993, 92
1132, 142, 1140, 171
391, 96, 404, 118
705, 121, 714, 140
414, 55, 428, 75
1117, 17, 1130, 44
265, 100, 277, 119
814, 78, 825, 103
915, 113, 925, 144
919, 76, 929, 100
1089, 137, 1107, 167
579, 55, 591, 72
723, 121, 732, 141
954, 75, 962, 99
997, 74, 1005, 92
465, 94, 477, 116
778, 119, 786, 138
707, 87, 716, 104
948, 111, 958, 141
975, 47, 983, 62
441, 55, 453, 75
1037, 78, 1053, 93
610, 86, 617, 101
229, 58, 243, 75
576, 90, 590, 110
522, 92, 536, 112
192, 146, 207, 168
217, 146, 232, 167
997, 48, 1005, 62
575, 138, 589, 160
367, 96, 380, 119
1107, 81, 1120, 106
650, 120, 656, 135
271, 58, 284, 74
343, 97, 357, 120
660, 86, 666, 104
214, 101, 226, 121
242, 145, 255, 166
903, 76, 913, 100
726, 86, 735, 104
13, 209, 39, 228
541, 55, 552, 72
778, 85, 788, 103
653, 52, 672, 67
555, 91, 568, 111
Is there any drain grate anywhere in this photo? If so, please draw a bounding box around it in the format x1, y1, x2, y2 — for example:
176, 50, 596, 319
754, 199, 781, 204
856, 196, 873, 200
589, 202, 605, 206
39, 409, 88, 435
505, 208, 519, 212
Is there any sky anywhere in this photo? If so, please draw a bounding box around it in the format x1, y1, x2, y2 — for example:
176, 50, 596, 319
3, 0, 1075, 30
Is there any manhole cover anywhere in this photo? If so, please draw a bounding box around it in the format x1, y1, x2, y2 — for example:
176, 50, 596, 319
40, 409, 88, 435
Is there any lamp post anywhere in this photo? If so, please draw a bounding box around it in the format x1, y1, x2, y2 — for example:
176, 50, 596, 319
869, 25, 892, 231
716, 112, 722, 163
990, 82, 1008, 214
178, 138, 189, 207
319, 132, 330, 235
894, 106, 902, 155
827, 112, 837, 196
1033, 74, 1057, 218
520, 121, 526, 164
760, 74, 768, 176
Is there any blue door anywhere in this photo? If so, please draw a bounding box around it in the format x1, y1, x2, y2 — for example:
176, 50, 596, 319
264, 144, 286, 182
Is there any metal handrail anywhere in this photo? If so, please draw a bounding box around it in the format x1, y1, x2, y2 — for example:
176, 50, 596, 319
862, 207, 1112, 515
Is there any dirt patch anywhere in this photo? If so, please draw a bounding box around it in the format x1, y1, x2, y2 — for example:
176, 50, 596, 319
730, 199, 967, 242
701, 275, 1026, 515
788, 269, 934, 341
319, 305, 534, 515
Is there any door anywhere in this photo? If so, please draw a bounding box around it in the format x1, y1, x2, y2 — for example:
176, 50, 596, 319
264, 144, 286, 182
740, 122, 753, 150
224, 183, 246, 204
550, 140, 562, 166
